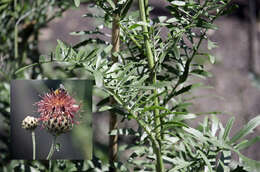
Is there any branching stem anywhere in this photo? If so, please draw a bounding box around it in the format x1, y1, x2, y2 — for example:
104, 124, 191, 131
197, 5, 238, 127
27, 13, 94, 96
138, 0, 164, 171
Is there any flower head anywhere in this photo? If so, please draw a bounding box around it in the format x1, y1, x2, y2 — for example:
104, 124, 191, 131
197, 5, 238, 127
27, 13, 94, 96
35, 84, 80, 135
22, 116, 39, 130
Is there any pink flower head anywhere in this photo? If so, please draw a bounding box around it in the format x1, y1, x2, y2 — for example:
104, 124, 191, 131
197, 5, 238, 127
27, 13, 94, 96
36, 85, 80, 127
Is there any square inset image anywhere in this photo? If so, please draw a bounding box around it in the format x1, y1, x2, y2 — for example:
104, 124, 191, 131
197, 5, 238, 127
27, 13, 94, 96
11, 80, 92, 160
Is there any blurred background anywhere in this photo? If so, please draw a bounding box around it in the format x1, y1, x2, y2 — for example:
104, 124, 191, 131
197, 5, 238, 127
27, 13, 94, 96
37, 0, 260, 161
10, 80, 92, 159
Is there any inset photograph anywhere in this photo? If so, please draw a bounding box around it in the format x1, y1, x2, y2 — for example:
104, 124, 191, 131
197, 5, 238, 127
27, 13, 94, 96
11, 80, 92, 160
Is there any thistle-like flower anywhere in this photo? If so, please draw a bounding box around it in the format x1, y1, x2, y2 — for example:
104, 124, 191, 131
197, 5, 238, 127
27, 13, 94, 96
22, 116, 39, 130
36, 85, 80, 135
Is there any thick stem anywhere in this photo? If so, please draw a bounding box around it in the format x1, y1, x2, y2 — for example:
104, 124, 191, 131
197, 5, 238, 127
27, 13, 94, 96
138, 0, 154, 69
31, 131, 36, 160
109, 1, 120, 171
46, 136, 56, 160
153, 144, 165, 172
138, 0, 164, 171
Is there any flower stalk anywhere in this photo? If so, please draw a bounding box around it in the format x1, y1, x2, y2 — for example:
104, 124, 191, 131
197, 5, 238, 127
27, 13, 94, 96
32, 131, 36, 160
21, 116, 39, 160
47, 135, 57, 160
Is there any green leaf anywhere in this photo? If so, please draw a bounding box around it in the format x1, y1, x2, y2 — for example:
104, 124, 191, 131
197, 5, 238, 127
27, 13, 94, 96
109, 106, 126, 116
120, 0, 133, 19
230, 115, 260, 143
128, 23, 142, 30
162, 121, 188, 129
205, 53, 216, 64
55, 143, 61, 152
184, 127, 207, 142
198, 150, 213, 172
223, 117, 235, 141
158, 16, 167, 23
211, 115, 219, 136
235, 136, 260, 150
166, 17, 179, 23
55, 44, 62, 60
173, 83, 201, 97
191, 69, 212, 78
109, 128, 139, 136
179, 58, 192, 83
217, 150, 231, 171
236, 152, 260, 172
98, 105, 112, 112
74, 0, 80, 7
171, 1, 186, 6
173, 45, 180, 59
107, 0, 116, 9
94, 71, 103, 88
168, 159, 192, 171
39, 55, 47, 62
197, 19, 218, 30
81, 48, 98, 61
208, 39, 218, 50
15, 63, 38, 75
142, 105, 171, 113
173, 113, 197, 121
97, 97, 110, 106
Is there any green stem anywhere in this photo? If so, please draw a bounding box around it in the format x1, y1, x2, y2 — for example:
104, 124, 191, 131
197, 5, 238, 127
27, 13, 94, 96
138, 0, 164, 171
14, 0, 18, 59
31, 131, 36, 160
107, 88, 165, 171
49, 160, 52, 172
46, 136, 56, 160
138, 0, 154, 68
